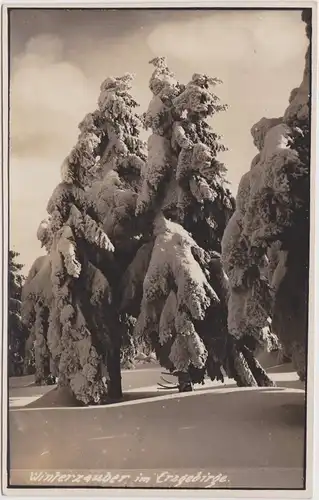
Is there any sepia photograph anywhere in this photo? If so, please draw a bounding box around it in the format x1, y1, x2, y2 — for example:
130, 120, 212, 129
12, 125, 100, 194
1, 2, 315, 495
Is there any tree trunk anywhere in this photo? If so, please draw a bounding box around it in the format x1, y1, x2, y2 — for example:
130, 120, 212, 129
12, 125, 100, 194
34, 351, 51, 385
230, 344, 258, 387
241, 346, 276, 387
106, 346, 123, 400
178, 371, 194, 392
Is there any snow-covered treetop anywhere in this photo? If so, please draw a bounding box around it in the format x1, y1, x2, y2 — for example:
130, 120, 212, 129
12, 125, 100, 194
191, 73, 222, 88
59, 72, 146, 192
100, 73, 134, 92
96, 72, 146, 180
136, 56, 233, 256
250, 117, 283, 152
34, 71, 149, 271
148, 57, 178, 97
173, 72, 227, 120
83, 73, 148, 246
98, 73, 136, 117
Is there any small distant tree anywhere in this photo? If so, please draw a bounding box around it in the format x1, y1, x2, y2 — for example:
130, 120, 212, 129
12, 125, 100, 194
8, 250, 29, 376
21, 250, 56, 385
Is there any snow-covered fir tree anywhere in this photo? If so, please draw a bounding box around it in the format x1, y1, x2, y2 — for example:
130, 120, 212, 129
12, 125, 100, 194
122, 57, 277, 391
8, 251, 29, 376
21, 73, 147, 404
221, 9, 310, 382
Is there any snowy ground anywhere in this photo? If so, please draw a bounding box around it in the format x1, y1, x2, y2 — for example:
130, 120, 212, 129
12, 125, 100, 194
7, 360, 306, 490
8, 351, 292, 409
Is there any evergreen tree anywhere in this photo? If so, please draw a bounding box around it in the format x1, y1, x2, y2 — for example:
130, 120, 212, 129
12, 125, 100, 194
221, 10, 310, 382
21, 250, 56, 385
122, 58, 277, 391
21, 73, 147, 403
8, 251, 29, 376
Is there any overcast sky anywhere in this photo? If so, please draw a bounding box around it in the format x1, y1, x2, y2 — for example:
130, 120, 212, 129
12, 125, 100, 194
8, 8, 308, 271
